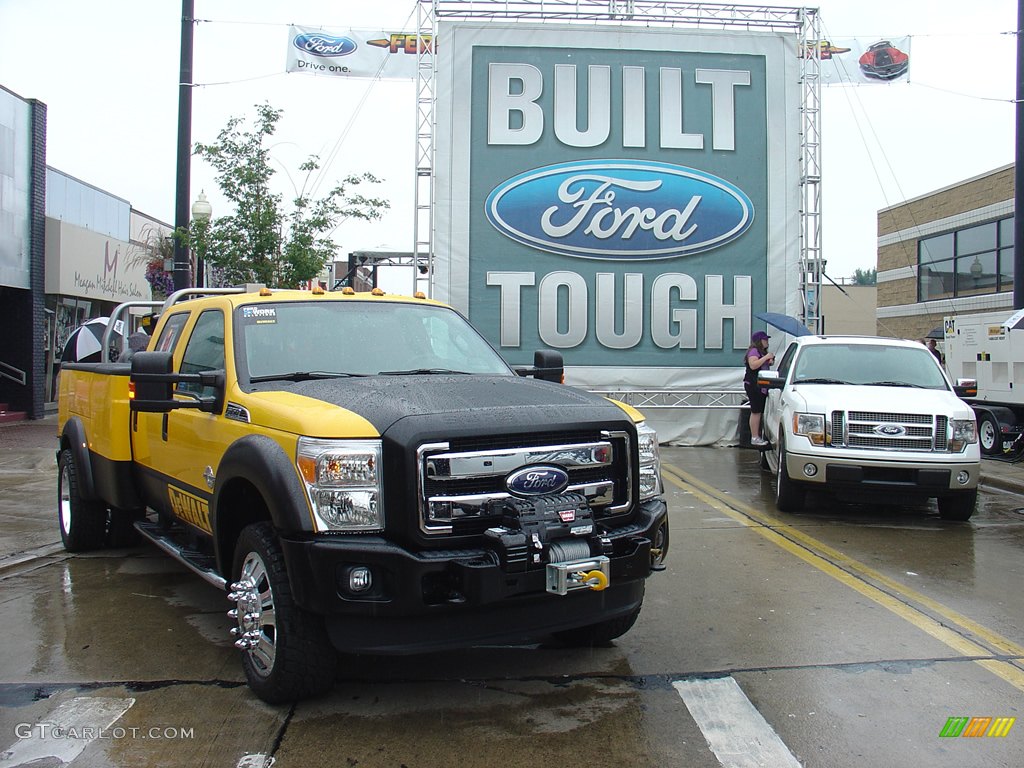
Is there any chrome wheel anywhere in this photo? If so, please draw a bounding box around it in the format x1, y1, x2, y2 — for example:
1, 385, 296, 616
229, 552, 277, 678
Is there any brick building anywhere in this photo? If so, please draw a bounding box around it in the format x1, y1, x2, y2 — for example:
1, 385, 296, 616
876, 164, 1014, 341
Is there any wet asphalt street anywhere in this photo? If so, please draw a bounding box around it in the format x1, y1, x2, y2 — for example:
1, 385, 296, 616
0, 417, 1021, 767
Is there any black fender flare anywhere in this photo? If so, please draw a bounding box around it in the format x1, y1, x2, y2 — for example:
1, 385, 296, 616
59, 417, 98, 501
210, 434, 312, 574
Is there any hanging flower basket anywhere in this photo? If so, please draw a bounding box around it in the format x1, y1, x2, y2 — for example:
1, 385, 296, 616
145, 258, 175, 300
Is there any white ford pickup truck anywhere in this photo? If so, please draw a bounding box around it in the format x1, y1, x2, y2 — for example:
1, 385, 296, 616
756, 336, 980, 520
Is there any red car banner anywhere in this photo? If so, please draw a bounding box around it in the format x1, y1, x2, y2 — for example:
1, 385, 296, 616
809, 36, 911, 85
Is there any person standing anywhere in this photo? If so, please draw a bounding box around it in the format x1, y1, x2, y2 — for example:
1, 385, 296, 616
744, 330, 775, 447
925, 338, 944, 365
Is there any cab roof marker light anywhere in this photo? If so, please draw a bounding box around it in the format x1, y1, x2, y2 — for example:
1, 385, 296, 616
259, 287, 273, 296
371, 288, 385, 296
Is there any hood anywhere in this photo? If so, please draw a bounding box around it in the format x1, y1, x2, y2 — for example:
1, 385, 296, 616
246, 374, 627, 436
786, 384, 976, 420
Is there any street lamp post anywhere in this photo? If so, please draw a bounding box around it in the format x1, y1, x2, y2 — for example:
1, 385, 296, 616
173, 0, 195, 292
191, 191, 212, 288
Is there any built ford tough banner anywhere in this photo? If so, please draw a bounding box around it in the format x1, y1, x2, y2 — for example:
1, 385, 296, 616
433, 22, 801, 384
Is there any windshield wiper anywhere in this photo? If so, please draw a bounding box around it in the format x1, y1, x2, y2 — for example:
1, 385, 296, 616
863, 380, 926, 388
378, 368, 471, 376
795, 377, 851, 385
249, 371, 364, 383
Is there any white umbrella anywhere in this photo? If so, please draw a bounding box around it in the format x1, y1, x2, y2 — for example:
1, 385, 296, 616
61, 317, 122, 363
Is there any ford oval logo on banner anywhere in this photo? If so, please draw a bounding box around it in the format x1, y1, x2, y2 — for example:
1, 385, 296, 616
484, 160, 754, 260
505, 466, 570, 497
293, 33, 357, 57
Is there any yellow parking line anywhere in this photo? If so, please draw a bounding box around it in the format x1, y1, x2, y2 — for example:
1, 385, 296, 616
662, 462, 1024, 694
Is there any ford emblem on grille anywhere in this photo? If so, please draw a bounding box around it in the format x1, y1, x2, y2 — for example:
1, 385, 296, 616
505, 466, 570, 497
874, 424, 906, 437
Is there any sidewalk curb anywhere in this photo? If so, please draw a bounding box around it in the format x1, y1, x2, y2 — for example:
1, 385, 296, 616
0, 542, 66, 577
980, 474, 1024, 497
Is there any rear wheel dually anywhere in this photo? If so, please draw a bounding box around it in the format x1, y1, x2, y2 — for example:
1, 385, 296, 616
57, 448, 107, 552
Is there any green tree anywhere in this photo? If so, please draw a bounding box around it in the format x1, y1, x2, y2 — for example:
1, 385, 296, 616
852, 267, 877, 286
193, 103, 389, 288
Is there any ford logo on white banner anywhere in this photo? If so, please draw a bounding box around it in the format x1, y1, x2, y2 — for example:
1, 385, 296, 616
293, 33, 357, 57
484, 160, 754, 260
505, 466, 570, 497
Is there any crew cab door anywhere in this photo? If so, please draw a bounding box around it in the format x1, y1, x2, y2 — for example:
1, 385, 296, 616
132, 308, 228, 534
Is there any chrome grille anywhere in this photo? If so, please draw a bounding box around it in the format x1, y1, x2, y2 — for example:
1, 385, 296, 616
418, 432, 631, 535
831, 411, 946, 452
934, 416, 949, 450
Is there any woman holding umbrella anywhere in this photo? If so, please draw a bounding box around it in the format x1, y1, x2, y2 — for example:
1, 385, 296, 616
744, 330, 775, 447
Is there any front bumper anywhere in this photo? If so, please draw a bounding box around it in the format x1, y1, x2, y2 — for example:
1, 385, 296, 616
279, 498, 668, 652
785, 448, 979, 494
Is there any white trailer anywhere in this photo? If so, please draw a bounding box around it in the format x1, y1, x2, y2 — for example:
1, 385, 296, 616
943, 308, 1024, 455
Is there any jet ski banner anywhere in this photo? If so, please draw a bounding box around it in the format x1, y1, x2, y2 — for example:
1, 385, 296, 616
808, 37, 911, 85
433, 22, 801, 370
285, 26, 428, 79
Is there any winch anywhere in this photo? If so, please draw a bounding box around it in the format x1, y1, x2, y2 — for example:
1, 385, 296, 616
483, 492, 611, 595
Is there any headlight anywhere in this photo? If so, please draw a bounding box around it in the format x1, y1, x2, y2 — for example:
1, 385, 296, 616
950, 419, 978, 452
296, 438, 383, 532
637, 421, 663, 500
793, 413, 826, 446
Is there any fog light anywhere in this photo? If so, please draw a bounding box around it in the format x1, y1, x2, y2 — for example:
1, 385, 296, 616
348, 566, 373, 593
803, 463, 818, 478
956, 470, 970, 486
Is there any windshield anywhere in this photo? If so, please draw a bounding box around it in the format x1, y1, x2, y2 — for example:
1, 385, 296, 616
236, 300, 513, 381
790, 343, 949, 389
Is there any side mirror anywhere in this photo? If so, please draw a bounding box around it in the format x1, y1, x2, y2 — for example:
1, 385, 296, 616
757, 370, 784, 390
131, 352, 174, 410
513, 350, 565, 383
533, 349, 565, 383
131, 351, 226, 413
954, 378, 977, 399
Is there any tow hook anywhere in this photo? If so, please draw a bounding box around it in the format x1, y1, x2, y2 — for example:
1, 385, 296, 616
545, 556, 610, 596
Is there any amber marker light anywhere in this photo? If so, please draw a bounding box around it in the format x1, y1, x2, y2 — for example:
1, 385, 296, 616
297, 455, 318, 484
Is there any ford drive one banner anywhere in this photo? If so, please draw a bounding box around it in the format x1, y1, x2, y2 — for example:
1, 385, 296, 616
434, 23, 800, 378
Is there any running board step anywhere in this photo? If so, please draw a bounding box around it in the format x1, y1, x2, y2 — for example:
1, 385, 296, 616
134, 521, 227, 590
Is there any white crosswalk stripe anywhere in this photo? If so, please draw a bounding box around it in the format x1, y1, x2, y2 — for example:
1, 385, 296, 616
0, 696, 135, 767
674, 677, 802, 768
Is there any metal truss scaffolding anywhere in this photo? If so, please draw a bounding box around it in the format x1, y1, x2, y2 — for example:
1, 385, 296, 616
414, 0, 823, 338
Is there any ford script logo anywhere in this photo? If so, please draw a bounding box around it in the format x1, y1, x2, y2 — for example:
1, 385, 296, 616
505, 465, 570, 497
484, 160, 753, 260
874, 424, 907, 437
293, 33, 357, 57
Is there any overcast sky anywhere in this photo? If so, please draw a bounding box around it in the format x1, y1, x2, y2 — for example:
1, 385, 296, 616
0, 0, 1016, 280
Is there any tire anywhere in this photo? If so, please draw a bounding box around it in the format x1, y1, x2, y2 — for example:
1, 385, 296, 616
229, 522, 337, 704
977, 412, 1002, 456
774, 437, 806, 513
552, 604, 642, 647
938, 490, 977, 521
57, 448, 108, 553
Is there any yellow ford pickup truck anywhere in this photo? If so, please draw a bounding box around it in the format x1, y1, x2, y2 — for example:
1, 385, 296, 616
57, 285, 669, 703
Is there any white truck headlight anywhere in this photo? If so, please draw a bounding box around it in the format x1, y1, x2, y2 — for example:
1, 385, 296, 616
950, 419, 978, 452
297, 438, 383, 532
793, 413, 826, 446
637, 422, 663, 500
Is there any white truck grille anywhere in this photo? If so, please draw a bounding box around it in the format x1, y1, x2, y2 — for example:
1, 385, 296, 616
830, 411, 949, 451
